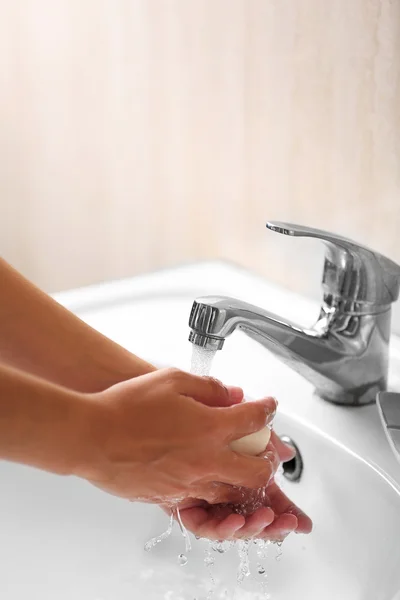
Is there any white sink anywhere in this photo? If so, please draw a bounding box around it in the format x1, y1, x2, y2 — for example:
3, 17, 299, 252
1, 412, 400, 600
2, 262, 400, 600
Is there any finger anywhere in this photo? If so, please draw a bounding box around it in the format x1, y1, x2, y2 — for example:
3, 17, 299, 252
226, 386, 245, 404
216, 397, 277, 441
166, 368, 244, 407
260, 513, 298, 541
179, 506, 209, 529
269, 431, 297, 462
234, 507, 275, 539
267, 481, 313, 534
214, 513, 246, 540
191, 383, 243, 407
180, 506, 245, 541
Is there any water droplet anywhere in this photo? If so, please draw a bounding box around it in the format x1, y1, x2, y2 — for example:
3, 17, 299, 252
178, 553, 188, 566
275, 541, 283, 561
210, 540, 233, 554
211, 541, 223, 554
204, 544, 216, 599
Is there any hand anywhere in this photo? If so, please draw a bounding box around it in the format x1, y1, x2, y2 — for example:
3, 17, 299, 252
171, 412, 313, 541
178, 433, 312, 541
77, 368, 278, 505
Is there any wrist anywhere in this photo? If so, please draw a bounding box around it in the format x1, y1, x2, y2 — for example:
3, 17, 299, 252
72, 349, 157, 393
68, 391, 112, 481
30, 388, 102, 478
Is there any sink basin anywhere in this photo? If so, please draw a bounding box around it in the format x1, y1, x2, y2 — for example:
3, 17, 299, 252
2, 262, 400, 599
1, 411, 400, 600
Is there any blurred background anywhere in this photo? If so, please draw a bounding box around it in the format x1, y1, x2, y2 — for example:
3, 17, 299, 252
1, 1, 400, 325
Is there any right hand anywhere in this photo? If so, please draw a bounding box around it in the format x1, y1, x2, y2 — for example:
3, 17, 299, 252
77, 368, 278, 506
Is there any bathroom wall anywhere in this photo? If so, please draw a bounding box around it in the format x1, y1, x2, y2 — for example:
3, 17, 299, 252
0, 1, 400, 326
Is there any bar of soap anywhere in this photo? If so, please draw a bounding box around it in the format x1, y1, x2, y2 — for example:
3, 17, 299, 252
230, 427, 271, 456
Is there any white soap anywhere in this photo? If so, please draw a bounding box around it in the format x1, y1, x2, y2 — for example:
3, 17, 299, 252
229, 427, 271, 456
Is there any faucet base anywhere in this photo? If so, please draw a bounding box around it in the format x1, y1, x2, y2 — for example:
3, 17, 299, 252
315, 382, 385, 407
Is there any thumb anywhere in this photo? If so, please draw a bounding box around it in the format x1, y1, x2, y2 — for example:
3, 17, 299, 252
171, 369, 244, 407
217, 397, 277, 441
270, 430, 297, 462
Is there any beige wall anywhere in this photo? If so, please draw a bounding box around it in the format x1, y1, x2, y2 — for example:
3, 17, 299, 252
1, 1, 400, 323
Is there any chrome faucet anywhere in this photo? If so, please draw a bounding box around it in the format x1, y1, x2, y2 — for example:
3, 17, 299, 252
188, 222, 400, 406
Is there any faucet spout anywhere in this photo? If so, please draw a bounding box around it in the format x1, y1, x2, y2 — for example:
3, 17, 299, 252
188, 295, 391, 406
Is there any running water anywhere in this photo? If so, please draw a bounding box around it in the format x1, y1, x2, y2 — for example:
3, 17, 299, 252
144, 344, 282, 597
190, 346, 218, 377
144, 348, 217, 561
237, 540, 251, 583
275, 541, 283, 562
144, 513, 174, 552
144, 507, 191, 566
204, 544, 216, 599
174, 506, 192, 554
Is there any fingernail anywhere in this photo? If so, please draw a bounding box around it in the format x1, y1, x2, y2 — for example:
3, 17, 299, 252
284, 442, 296, 454
227, 386, 244, 401
264, 397, 278, 423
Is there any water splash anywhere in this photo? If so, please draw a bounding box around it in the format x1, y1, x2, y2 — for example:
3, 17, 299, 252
232, 486, 270, 517
144, 513, 174, 552
211, 540, 234, 554
144, 508, 192, 566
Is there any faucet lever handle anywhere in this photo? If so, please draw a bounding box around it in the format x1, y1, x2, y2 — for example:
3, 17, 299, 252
266, 221, 400, 307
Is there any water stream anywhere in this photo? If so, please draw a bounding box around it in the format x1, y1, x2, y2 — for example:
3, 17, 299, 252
144, 346, 282, 597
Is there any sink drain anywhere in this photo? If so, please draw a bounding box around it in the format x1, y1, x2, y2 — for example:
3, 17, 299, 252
280, 436, 303, 482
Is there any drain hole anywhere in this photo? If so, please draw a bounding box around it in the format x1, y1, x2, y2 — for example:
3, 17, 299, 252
280, 435, 303, 482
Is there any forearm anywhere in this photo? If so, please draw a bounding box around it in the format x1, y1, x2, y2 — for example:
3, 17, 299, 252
0, 363, 95, 475
0, 258, 156, 392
